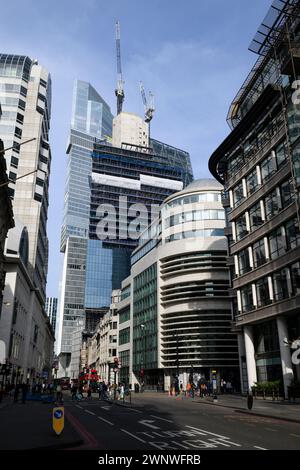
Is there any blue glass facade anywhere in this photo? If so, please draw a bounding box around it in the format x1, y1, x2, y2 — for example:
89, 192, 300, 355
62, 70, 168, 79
85, 240, 131, 308
71, 80, 113, 139
58, 81, 114, 357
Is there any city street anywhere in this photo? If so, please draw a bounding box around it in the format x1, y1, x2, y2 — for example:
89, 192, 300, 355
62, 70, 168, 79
64, 393, 300, 450
2, 392, 299, 450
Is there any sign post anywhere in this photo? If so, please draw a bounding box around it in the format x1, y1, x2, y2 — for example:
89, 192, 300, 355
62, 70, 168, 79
52, 406, 64, 435
212, 369, 218, 402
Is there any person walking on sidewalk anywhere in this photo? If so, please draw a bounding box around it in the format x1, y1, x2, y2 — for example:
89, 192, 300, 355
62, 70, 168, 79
21, 382, 28, 404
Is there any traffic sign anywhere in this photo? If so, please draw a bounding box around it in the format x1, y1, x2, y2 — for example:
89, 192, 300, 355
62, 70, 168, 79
52, 406, 64, 435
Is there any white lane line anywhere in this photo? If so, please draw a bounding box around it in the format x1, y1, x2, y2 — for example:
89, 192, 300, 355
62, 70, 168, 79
138, 419, 160, 430
185, 425, 241, 447
150, 415, 174, 423
126, 408, 142, 413
264, 428, 278, 432
76, 405, 83, 409
121, 429, 146, 443
185, 425, 231, 439
97, 416, 114, 426
254, 446, 268, 450
290, 433, 300, 438
101, 406, 111, 411
85, 409, 96, 416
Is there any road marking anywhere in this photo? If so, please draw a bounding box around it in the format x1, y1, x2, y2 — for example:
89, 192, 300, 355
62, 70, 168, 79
150, 415, 174, 423
85, 409, 96, 416
97, 416, 114, 426
264, 427, 278, 432
254, 446, 267, 450
121, 429, 146, 443
76, 405, 83, 409
139, 419, 161, 430
101, 406, 111, 411
127, 408, 142, 413
290, 433, 300, 438
185, 425, 241, 447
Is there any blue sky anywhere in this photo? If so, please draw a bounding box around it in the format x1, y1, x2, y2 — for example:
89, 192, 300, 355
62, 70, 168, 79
0, 0, 271, 297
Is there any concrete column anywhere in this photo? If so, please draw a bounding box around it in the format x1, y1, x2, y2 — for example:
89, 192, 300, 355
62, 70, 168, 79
242, 178, 247, 198
244, 326, 257, 391
238, 333, 248, 395
277, 317, 294, 399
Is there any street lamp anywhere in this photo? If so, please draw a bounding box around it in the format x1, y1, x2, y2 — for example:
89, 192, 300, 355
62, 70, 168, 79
172, 332, 179, 378
140, 324, 146, 390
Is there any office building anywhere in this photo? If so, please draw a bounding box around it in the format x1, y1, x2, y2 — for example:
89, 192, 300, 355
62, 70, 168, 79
56, 80, 114, 377
45, 297, 58, 335
116, 179, 239, 390
209, 0, 300, 396
0, 54, 52, 300
0, 139, 14, 316
0, 219, 54, 383
56, 82, 193, 379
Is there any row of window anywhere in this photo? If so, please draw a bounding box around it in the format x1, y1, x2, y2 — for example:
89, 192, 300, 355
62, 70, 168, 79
227, 112, 284, 177
234, 178, 295, 242
167, 192, 221, 208
236, 217, 300, 276
165, 228, 225, 243
232, 140, 287, 208
165, 209, 225, 228
239, 261, 300, 313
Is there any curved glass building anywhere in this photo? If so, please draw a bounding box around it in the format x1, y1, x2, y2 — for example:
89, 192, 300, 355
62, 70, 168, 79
118, 179, 239, 390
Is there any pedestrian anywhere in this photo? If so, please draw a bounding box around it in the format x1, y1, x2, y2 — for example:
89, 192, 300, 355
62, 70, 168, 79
87, 386, 92, 399
21, 382, 28, 404
14, 384, 19, 402
56, 382, 63, 404
71, 385, 77, 400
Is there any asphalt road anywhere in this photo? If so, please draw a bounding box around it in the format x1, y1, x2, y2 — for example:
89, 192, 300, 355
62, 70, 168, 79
64, 392, 300, 450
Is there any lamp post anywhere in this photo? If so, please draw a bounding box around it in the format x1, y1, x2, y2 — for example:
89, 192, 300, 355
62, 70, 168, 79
140, 324, 146, 391
173, 332, 179, 378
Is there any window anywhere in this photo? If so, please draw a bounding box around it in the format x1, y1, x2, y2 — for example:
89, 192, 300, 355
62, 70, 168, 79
265, 189, 280, 220
241, 284, 254, 312
14, 127, 22, 138
253, 238, 266, 268
11, 156, 18, 169
261, 153, 277, 182
238, 249, 251, 275
275, 141, 287, 168
269, 227, 285, 259
246, 169, 258, 195
249, 202, 263, 230
291, 262, 300, 296
273, 268, 289, 301
285, 218, 300, 250
236, 214, 248, 241
256, 277, 271, 307
233, 181, 244, 207
9, 171, 17, 182
281, 178, 294, 208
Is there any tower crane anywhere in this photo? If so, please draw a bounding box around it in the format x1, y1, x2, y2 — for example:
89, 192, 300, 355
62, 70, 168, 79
115, 20, 124, 115
139, 81, 155, 123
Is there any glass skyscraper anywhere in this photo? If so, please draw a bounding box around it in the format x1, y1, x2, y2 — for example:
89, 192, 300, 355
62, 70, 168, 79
56, 81, 193, 378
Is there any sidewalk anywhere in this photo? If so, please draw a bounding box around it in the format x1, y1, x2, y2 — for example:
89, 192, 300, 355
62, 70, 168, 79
194, 393, 300, 423
131, 391, 300, 424
0, 397, 83, 450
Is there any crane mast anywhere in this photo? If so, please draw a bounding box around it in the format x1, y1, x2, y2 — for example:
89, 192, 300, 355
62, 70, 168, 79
139, 81, 155, 123
115, 20, 124, 114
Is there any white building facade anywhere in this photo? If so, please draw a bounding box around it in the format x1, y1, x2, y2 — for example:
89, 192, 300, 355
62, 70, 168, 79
117, 179, 239, 391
